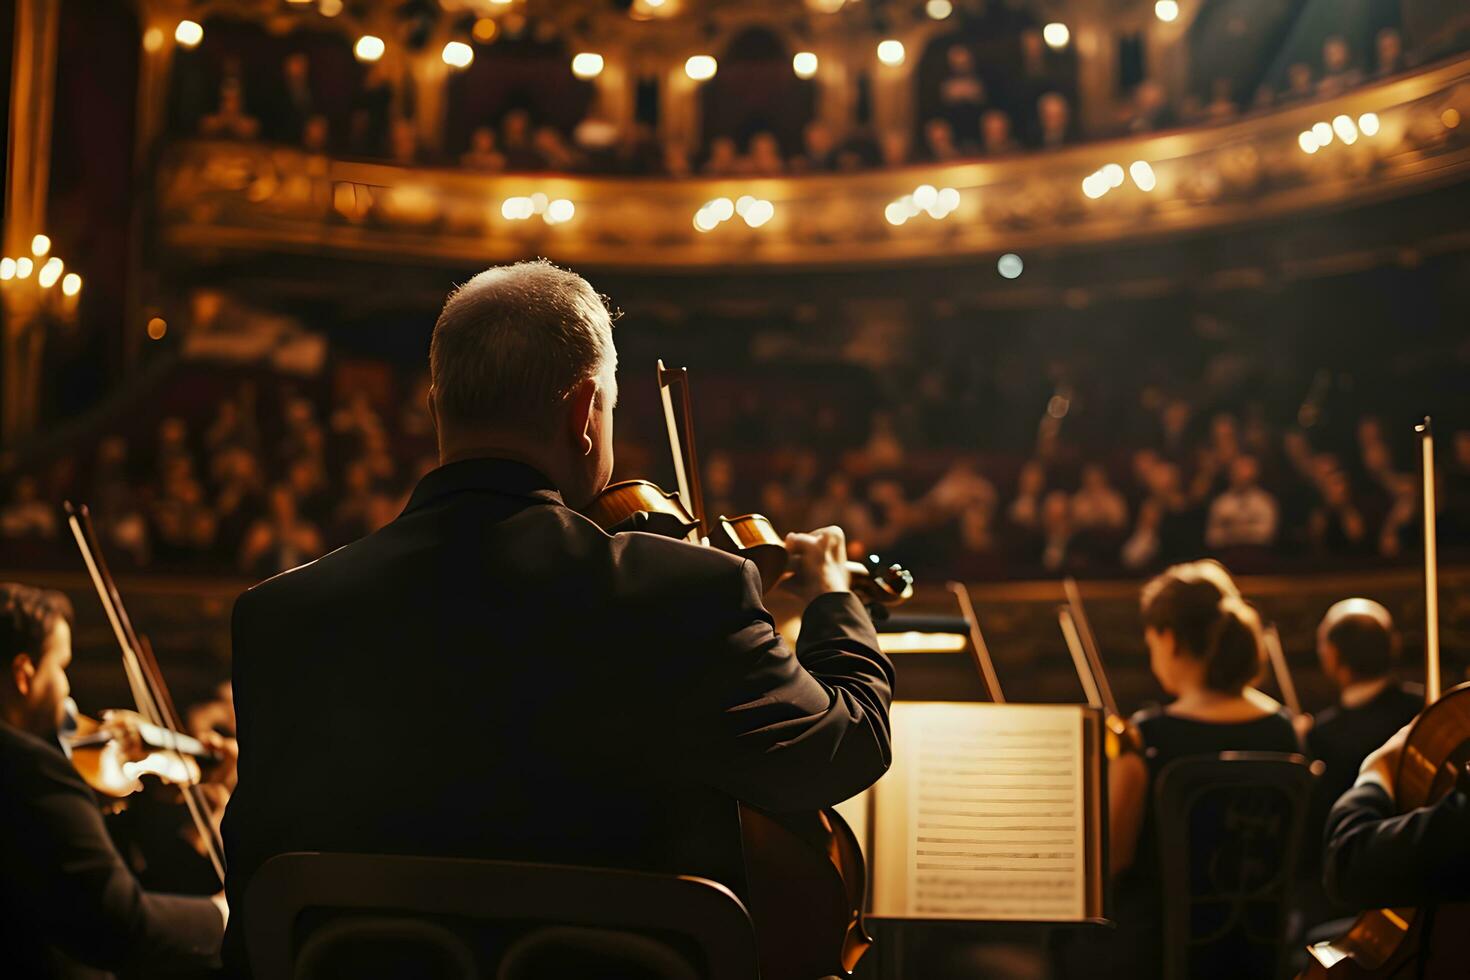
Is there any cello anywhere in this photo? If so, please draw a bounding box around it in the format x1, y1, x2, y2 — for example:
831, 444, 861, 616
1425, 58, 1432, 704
583, 361, 911, 980
1300, 417, 1470, 979
62, 501, 227, 885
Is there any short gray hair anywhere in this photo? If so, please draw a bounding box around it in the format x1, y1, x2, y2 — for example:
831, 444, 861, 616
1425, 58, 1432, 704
430, 260, 616, 432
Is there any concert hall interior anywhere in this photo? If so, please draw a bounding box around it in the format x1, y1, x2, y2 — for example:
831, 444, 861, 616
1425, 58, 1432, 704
3, 0, 1469, 978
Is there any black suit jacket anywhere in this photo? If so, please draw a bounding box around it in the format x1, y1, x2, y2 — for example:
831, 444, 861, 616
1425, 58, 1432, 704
0, 721, 224, 979
1323, 781, 1470, 909
222, 458, 893, 974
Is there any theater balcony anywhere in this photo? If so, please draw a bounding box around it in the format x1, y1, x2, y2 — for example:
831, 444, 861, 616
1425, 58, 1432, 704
156, 56, 1470, 274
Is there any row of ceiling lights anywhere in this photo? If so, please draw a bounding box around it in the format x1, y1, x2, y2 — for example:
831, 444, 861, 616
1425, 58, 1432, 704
0, 234, 83, 296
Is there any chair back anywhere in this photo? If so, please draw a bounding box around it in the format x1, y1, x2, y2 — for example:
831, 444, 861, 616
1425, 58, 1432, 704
243, 852, 760, 980
1153, 752, 1317, 980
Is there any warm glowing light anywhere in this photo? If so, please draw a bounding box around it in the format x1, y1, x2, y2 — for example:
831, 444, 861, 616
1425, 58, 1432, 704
1332, 114, 1358, 144
30, 234, 50, 257
142, 27, 164, 53
997, 253, 1024, 279
1358, 112, 1380, 136
62, 272, 81, 296
318, 0, 343, 15
792, 51, 818, 79
546, 198, 575, 224
685, 55, 717, 81
693, 208, 720, 232
472, 18, 499, 42
926, 0, 954, 20
1081, 172, 1109, 199
644, 0, 667, 6
1154, 0, 1179, 23
175, 20, 203, 48
709, 198, 734, 222
736, 195, 756, 217
354, 35, 385, 62
1312, 121, 1333, 146
1101, 163, 1125, 188
442, 41, 474, 69
490, 0, 513, 5
1129, 159, 1156, 191
1299, 130, 1320, 153
878, 631, 968, 654
0, 258, 14, 280
1043, 23, 1070, 49
912, 184, 938, 211
501, 196, 534, 220
743, 199, 775, 228
1442, 108, 1461, 129
147, 316, 167, 340
38, 257, 63, 288
935, 187, 961, 214
15, 257, 33, 279
884, 201, 910, 226
877, 39, 906, 66
572, 53, 604, 79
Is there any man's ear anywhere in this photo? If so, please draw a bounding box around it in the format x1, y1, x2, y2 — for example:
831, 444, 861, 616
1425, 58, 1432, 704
10, 653, 35, 699
567, 377, 598, 456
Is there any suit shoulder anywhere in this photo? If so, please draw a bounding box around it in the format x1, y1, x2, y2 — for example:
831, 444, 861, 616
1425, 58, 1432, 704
0, 723, 88, 793
606, 530, 755, 598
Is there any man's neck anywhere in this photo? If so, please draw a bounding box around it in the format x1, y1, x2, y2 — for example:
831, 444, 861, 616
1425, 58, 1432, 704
1341, 675, 1394, 709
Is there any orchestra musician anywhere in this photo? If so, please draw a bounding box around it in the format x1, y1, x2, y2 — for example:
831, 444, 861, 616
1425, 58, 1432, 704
1062, 559, 1300, 979
0, 582, 227, 979
220, 261, 894, 975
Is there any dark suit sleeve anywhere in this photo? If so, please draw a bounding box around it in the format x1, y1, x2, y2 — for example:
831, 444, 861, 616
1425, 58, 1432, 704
1323, 781, 1470, 909
13, 742, 223, 972
677, 560, 893, 812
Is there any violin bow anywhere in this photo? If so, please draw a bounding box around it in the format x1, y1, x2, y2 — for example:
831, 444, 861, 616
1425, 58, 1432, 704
1262, 624, 1302, 718
947, 580, 1005, 703
1417, 417, 1441, 704
64, 502, 226, 884
657, 359, 707, 543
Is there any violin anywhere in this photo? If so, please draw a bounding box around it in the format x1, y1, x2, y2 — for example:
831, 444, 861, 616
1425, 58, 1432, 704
60, 697, 218, 799
1301, 418, 1470, 979
64, 501, 227, 885
584, 360, 909, 980
1058, 576, 1144, 758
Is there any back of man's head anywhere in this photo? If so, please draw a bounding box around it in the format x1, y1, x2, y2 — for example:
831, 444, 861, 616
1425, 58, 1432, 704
1319, 597, 1397, 682
429, 260, 615, 438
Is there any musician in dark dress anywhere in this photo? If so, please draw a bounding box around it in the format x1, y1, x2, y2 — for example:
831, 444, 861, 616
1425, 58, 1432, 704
221, 261, 894, 975
0, 583, 226, 979
1065, 560, 1300, 979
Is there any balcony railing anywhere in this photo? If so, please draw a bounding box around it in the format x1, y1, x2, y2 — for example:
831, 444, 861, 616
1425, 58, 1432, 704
156, 56, 1470, 271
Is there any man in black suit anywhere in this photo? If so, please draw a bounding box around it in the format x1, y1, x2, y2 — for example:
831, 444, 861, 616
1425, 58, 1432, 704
0, 582, 226, 978
221, 260, 894, 974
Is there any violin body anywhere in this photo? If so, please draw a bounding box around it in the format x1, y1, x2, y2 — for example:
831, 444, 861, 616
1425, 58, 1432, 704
1301, 683, 1470, 978
63, 707, 203, 798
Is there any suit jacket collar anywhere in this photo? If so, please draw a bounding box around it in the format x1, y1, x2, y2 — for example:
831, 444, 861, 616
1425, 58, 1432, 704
403, 457, 564, 516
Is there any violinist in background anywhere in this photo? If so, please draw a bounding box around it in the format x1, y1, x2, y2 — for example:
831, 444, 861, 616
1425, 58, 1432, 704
0, 582, 226, 979
221, 261, 893, 975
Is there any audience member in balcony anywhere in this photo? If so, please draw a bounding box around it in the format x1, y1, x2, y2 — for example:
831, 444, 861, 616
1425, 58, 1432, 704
790, 120, 837, 173
1121, 496, 1164, 570
834, 128, 882, 171
93, 437, 151, 566
1282, 62, 1315, 103
499, 110, 544, 171
285, 455, 331, 528
1040, 489, 1073, 571
661, 137, 693, 178
329, 458, 379, 546
1205, 454, 1278, 550
922, 118, 964, 163
979, 109, 1020, 155
272, 52, 317, 146
239, 484, 323, 578
808, 472, 876, 548
743, 131, 787, 176
1073, 464, 1129, 535
389, 118, 420, 166
1005, 458, 1048, 555
938, 44, 989, 141
301, 115, 331, 156
533, 126, 583, 172
1311, 469, 1370, 556
1374, 28, 1405, 78
205, 392, 259, 456
0, 476, 57, 541
1033, 92, 1076, 150
878, 129, 910, 169
1122, 80, 1176, 134
1377, 471, 1419, 559
461, 127, 506, 172
149, 457, 219, 565
703, 136, 741, 176
211, 445, 266, 558
199, 79, 260, 141
1203, 78, 1239, 122
1318, 35, 1364, 97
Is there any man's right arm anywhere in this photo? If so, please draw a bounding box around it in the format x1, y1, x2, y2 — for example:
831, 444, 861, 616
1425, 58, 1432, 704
1323, 781, 1470, 909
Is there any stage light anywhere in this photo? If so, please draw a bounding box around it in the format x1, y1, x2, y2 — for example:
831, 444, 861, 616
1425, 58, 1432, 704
935, 187, 961, 213
1332, 114, 1358, 144
147, 317, 167, 340
926, 0, 954, 19
997, 253, 1024, 279
736, 195, 756, 217
318, 0, 343, 16
1101, 163, 1125, 188
1312, 121, 1333, 146
62, 273, 82, 296
884, 201, 909, 226
877, 39, 905, 66
546, 199, 575, 224
685, 55, 717, 81
0, 258, 14, 280
30, 234, 50, 257
793, 51, 818, 79
878, 631, 967, 653
1129, 160, 1156, 191
1441, 108, 1460, 129
354, 35, 385, 62
490, 0, 513, 5
38, 257, 63, 288
501, 196, 533, 220
15, 257, 33, 279
1298, 130, 1319, 153
1081, 172, 1108, 198
142, 28, 164, 52
743, 199, 775, 228
912, 184, 938, 210
709, 198, 735, 222
809, 0, 845, 12
572, 53, 604, 79
442, 41, 474, 69
175, 20, 203, 49
472, 18, 498, 42
1043, 23, 1070, 49
1358, 112, 1380, 136
694, 208, 720, 233
1154, 0, 1179, 23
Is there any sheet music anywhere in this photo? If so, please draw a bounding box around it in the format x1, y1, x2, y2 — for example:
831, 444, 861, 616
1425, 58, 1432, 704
868, 702, 1090, 921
